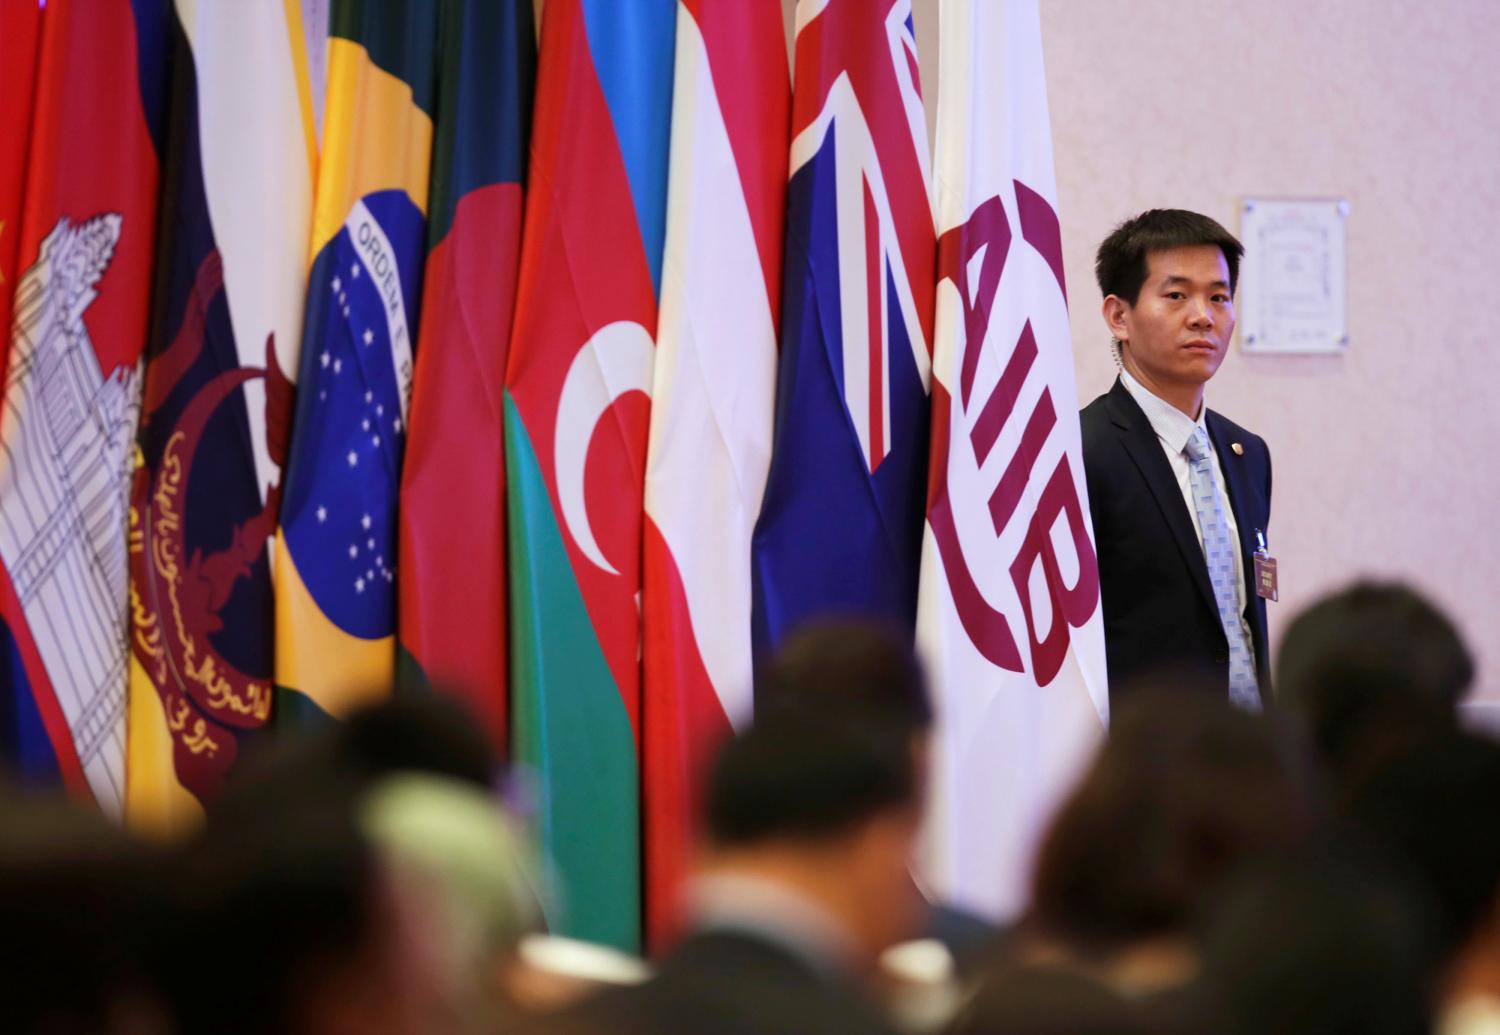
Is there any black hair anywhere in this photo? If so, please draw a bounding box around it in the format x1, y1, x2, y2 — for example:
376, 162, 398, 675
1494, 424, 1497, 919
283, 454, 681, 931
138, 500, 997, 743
705, 711, 917, 847
758, 617, 933, 734
1027, 686, 1314, 952
1094, 208, 1244, 305
1277, 581, 1472, 784
1344, 729, 1500, 958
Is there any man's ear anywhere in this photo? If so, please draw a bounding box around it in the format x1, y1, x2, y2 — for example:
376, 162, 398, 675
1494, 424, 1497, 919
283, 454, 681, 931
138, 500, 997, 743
1102, 295, 1131, 342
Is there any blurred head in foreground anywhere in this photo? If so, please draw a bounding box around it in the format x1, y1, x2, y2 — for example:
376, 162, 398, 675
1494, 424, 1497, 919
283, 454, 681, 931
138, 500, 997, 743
1277, 581, 1472, 787
698, 707, 925, 969
167, 693, 545, 1034
1198, 849, 1434, 1035
1025, 686, 1315, 968
759, 617, 932, 731
0, 784, 171, 1034
1344, 729, 1500, 1019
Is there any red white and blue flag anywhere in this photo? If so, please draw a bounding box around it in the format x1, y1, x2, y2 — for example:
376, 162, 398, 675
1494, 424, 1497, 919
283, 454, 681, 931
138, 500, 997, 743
751, 0, 936, 655
916, 0, 1107, 919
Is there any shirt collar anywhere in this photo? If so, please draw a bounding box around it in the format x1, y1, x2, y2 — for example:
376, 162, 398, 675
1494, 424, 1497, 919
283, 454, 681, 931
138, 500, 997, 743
687, 871, 860, 978
1119, 367, 1208, 457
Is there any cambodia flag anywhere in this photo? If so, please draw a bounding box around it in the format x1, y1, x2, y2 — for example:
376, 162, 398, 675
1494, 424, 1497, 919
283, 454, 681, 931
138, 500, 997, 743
504, 0, 675, 951
641, 0, 789, 946
0, 0, 168, 810
916, 0, 1107, 918
751, 0, 936, 659
125, 2, 318, 830
275, 0, 438, 722
397, 0, 535, 750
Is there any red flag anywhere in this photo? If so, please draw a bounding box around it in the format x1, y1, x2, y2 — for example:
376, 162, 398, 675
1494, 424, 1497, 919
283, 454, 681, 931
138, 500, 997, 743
0, 0, 42, 361
397, 0, 535, 747
0, 0, 167, 809
641, 0, 789, 947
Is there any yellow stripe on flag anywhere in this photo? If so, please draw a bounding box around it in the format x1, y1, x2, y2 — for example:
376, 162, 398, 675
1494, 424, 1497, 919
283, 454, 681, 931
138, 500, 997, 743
282, 0, 321, 192
124, 657, 205, 838
273, 529, 394, 717
309, 37, 433, 261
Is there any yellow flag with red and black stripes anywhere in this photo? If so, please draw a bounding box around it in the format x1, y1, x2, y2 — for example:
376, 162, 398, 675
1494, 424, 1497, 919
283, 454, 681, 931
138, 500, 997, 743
275, 0, 438, 722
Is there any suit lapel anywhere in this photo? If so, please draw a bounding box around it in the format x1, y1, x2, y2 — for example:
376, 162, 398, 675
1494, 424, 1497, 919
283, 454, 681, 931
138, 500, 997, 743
1105, 380, 1219, 616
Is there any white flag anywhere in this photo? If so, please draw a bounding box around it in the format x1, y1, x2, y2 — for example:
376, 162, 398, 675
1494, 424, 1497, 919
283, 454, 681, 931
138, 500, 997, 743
916, 0, 1109, 919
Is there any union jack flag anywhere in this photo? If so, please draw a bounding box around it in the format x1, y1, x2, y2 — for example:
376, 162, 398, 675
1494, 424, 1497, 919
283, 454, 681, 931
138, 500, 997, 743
751, 0, 936, 657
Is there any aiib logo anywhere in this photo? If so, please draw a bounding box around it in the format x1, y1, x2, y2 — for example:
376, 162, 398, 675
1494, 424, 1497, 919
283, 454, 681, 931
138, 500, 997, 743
928, 186, 1098, 686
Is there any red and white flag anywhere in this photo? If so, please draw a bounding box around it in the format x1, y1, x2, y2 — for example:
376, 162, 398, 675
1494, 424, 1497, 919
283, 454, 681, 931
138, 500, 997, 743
916, 0, 1108, 918
641, 0, 789, 946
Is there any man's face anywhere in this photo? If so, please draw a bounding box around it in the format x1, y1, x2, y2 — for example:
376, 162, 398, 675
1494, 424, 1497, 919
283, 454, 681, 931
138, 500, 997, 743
1105, 244, 1235, 403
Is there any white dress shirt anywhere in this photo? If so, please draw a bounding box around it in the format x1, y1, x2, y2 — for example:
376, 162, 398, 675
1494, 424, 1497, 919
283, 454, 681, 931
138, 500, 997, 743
1119, 369, 1252, 645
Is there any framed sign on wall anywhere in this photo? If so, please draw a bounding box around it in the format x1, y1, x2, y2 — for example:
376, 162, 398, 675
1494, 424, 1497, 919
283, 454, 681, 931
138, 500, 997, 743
1238, 197, 1349, 355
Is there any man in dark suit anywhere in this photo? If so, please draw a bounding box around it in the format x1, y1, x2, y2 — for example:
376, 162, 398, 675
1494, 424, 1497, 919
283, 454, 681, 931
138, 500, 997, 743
1079, 209, 1272, 708
526, 710, 919, 1035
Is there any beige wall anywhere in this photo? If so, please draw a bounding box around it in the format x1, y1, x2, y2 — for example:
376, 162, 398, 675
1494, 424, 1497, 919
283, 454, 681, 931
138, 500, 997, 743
903, 0, 1500, 693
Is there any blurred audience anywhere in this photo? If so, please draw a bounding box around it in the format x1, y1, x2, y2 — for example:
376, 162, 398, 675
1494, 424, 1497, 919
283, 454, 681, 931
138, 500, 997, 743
950, 686, 1316, 1035
762, 618, 996, 974
0, 782, 173, 1033
6, 579, 1499, 1035
1277, 580, 1474, 791
1195, 846, 1435, 1035
527, 708, 923, 1035
1343, 730, 1500, 1035
162, 691, 550, 1034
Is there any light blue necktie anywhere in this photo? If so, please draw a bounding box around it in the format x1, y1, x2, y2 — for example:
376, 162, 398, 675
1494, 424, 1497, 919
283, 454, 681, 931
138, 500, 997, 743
1184, 428, 1261, 712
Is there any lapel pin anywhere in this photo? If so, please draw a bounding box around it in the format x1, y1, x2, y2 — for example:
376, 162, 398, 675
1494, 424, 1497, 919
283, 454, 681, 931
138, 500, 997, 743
1231, 442, 1244, 456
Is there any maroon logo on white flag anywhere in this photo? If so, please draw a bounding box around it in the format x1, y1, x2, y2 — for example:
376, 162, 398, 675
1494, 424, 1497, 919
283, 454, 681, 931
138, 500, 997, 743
928, 187, 1098, 686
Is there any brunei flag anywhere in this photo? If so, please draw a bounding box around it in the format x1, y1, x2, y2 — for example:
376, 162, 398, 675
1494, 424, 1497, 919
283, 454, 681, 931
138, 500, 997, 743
0, 0, 168, 810
124, 2, 319, 831
504, 0, 676, 951
397, 0, 536, 750
275, 0, 437, 722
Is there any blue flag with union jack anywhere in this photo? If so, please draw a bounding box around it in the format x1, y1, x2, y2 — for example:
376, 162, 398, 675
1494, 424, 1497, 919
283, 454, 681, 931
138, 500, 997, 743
751, 0, 936, 658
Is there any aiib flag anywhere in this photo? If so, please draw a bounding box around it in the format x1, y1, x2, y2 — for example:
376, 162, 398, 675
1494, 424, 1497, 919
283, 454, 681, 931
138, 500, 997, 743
0, 0, 167, 808
504, 0, 675, 951
397, 0, 536, 748
751, 0, 936, 655
125, 2, 318, 830
275, 0, 437, 722
641, 0, 789, 944
916, 0, 1108, 918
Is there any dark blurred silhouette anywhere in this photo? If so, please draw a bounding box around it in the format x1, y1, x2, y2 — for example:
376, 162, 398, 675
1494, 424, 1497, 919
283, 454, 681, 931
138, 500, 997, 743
1277, 581, 1473, 791
1195, 847, 1434, 1035
761, 617, 995, 971
1343, 730, 1500, 1033
526, 710, 920, 1035
0, 783, 172, 1034
163, 693, 543, 1035
951, 686, 1315, 1035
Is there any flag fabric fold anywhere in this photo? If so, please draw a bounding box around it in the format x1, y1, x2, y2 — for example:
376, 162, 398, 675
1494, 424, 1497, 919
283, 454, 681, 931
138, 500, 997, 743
0, 0, 168, 811
751, 0, 936, 659
504, 0, 676, 952
396, 0, 536, 750
0, 0, 42, 367
916, 0, 1108, 919
125, 1, 318, 831
641, 0, 790, 946
275, 0, 438, 723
